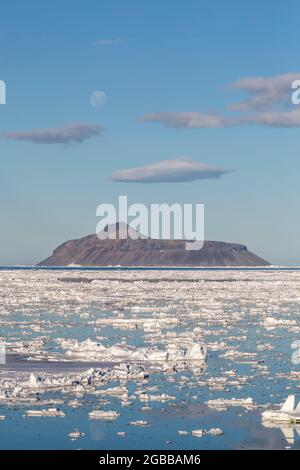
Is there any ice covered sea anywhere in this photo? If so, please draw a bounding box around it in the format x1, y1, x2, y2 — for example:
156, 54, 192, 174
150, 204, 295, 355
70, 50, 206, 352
1, 267, 300, 450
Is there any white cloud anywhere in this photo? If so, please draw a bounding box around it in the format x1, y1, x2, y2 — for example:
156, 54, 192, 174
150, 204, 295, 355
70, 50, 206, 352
0, 123, 104, 144
112, 158, 231, 183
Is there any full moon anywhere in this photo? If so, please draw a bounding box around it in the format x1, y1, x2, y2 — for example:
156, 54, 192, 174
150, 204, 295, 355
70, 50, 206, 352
90, 90, 107, 107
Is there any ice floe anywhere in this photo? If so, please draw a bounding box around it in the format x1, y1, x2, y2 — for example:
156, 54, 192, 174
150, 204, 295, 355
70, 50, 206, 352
129, 420, 149, 426
1, 268, 300, 447
206, 397, 255, 410
25, 408, 65, 417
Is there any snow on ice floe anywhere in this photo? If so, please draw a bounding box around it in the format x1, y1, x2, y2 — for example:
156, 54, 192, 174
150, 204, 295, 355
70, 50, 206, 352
262, 421, 300, 446
138, 393, 175, 402
0, 365, 149, 405
262, 395, 300, 423
1, 269, 300, 445
191, 429, 204, 437
129, 420, 150, 426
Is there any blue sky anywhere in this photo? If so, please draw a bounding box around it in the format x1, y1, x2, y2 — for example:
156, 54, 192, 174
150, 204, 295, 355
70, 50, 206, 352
0, 0, 300, 265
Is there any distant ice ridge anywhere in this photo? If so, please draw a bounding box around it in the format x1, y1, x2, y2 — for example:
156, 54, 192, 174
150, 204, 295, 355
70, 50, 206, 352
59, 338, 207, 364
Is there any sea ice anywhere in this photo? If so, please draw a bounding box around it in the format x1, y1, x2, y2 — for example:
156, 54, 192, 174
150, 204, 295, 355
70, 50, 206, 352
191, 429, 204, 437
262, 395, 300, 423
206, 397, 255, 410
2, 268, 300, 448
129, 420, 149, 426
69, 430, 85, 440
207, 428, 224, 436
88, 410, 120, 420
25, 408, 66, 417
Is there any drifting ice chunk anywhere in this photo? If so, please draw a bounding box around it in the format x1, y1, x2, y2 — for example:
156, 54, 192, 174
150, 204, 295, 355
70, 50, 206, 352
110, 344, 145, 360
185, 343, 207, 361
191, 429, 204, 437
89, 410, 120, 420
28, 374, 43, 388
206, 397, 254, 409
69, 430, 85, 440
295, 401, 300, 414
281, 426, 296, 445
68, 399, 81, 408
129, 420, 149, 426
262, 421, 300, 445
147, 350, 168, 362
191, 428, 223, 437
262, 395, 300, 423
63, 338, 206, 365
25, 408, 65, 417
281, 395, 295, 413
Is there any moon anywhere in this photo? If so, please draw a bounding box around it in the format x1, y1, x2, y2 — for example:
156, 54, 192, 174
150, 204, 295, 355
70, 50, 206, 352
90, 90, 107, 107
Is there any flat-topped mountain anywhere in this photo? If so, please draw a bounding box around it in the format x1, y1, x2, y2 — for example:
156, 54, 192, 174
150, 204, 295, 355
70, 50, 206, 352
38, 224, 269, 267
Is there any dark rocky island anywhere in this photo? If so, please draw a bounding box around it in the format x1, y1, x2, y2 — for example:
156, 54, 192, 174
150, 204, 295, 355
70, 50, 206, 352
39, 224, 269, 267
